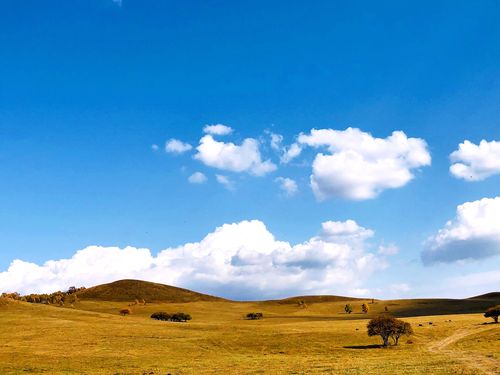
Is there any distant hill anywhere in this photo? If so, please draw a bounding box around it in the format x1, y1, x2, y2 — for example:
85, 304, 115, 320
76, 279, 226, 303
269, 295, 363, 304
468, 292, 500, 300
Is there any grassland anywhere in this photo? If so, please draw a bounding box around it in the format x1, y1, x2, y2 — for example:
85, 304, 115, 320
0, 281, 499, 374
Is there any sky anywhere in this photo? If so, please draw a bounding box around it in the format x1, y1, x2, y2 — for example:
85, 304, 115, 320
1, 0, 500, 300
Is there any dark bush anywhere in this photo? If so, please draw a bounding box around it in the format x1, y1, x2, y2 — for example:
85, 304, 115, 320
151, 312, 171, 321
119, 308, 131, 316
246, 312, 263, 320
484, 305, 500, 323
171, 312, 192, 322
151, 312, 191, 322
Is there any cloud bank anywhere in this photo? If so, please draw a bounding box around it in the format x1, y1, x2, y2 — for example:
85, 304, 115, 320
298, 128, 431, 200
450, 140, 500, 181
423, 197, 500, 264
0, 219, 389, 300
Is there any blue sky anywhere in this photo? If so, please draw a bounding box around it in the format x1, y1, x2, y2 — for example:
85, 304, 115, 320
1, 0, 500, 299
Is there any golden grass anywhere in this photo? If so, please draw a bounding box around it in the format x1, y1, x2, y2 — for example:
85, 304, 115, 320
1, 296, 499, 374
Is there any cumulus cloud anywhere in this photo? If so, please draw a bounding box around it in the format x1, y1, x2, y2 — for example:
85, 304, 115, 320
297, 128, 431, 200
188, 172, 207, 184
165, 139, 192, 154
450, 140, 500, 181
203, 124, 233, 136
0, 219, 387, 300
275, 177, 298, 197
422, 197, 500, 264
194, 135, 277, 176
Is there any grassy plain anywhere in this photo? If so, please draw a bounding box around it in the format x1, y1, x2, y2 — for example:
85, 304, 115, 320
1, 293, 499, 374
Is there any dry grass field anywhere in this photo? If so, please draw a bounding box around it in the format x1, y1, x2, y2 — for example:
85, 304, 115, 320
0, 280, 499, 374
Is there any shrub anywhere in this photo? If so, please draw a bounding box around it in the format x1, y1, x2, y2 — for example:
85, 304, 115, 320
170, 312, 192, 322
151, 312, 171, 321
367, 315, 413, 347
246, 312, 263, 320
119, 308, 131, 316
484, 305, 500, 323
151, 312, 191, 322
344, 304, 353, 314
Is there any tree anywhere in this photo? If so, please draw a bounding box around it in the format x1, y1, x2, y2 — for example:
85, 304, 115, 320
171, 312, 192, 322
344, 304, 353, 314
391, 320, 413, 345
362, 303, 369, 314
67, 286, 77, 294
246, 312, 263, 320
367, 316, 413, 347
484, 305, 500, 323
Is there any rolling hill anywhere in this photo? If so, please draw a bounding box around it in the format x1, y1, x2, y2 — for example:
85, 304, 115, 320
76, 279, 226, 302
468, 292, 500, 300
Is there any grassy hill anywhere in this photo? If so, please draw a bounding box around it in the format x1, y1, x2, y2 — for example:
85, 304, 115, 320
468, 292, 500, 300
76, 279, 226, 303
1, 292, 499, 374
2, 280, 500, 374
269, 294, 363, 304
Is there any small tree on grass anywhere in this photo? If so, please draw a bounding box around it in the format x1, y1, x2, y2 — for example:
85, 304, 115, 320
119, 308, 131, 316
362, 303, 369, 314
484, 305, 500, 323
391, 320, 413, 345
344, 304, 353, 314
246, 312, 263, 320
367, 315, 413, 347
151, 312, 171, 321
151, 312, 191, 322
171, 312, 192, 322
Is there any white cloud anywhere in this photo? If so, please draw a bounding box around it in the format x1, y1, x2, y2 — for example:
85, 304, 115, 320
203, 124, 233, 136
0, 219, 387, 300
266, 130, 302, 164
422, 197, 500, 264
280, 143, 302, 164
269, 132, 283, 150
151, 144, 159, 151
298, 128, 431, 200
216, 174, 235, 190
188, 172, 207, 184
275, 177, 298, 197
194, 135, 277, 176
450, 140, 500, 181
378, 244, 399, 255
165, 139, 192, 154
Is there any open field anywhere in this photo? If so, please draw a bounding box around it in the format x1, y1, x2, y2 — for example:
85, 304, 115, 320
0, 283, 499, 375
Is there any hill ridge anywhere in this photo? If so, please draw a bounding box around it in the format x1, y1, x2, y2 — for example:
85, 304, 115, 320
76, 279, 226, 303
